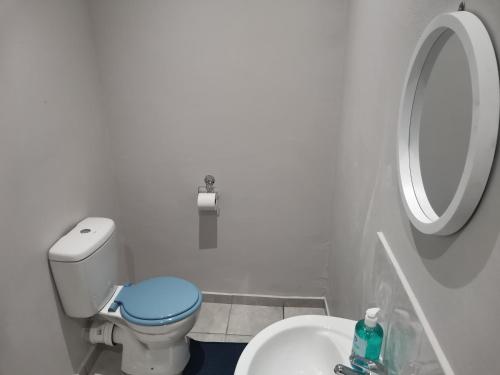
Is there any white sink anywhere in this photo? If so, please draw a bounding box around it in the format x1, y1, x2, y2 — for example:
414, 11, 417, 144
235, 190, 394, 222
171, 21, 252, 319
235, 315, 356, 375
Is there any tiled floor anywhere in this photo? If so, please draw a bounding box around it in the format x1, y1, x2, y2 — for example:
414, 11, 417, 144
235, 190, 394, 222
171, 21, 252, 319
90, 302, 325, 374
226, 304, 282, 337
283, 306, 326, 319
188, 302, 325, 343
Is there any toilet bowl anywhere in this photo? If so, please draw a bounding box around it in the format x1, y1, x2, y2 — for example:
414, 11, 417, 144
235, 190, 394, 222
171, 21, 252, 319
94, 278, 202, 375
48, 217, 201, 375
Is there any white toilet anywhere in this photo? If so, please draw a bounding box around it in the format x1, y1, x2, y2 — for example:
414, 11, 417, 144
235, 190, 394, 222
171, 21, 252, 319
48, 217, 202, 375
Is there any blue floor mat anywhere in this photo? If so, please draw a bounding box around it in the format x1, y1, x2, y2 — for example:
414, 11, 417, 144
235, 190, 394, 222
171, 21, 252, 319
183, 340, 247, 375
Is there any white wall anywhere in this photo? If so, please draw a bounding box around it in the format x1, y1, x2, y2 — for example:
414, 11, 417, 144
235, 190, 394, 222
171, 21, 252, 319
5, 1, 497, 373
328, 1, 500, 374
0, 0, 115, 374
89, 0, 348, 296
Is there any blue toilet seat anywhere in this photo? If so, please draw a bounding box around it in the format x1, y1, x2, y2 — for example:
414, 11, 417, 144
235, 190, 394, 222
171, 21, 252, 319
109, 276, 202, 326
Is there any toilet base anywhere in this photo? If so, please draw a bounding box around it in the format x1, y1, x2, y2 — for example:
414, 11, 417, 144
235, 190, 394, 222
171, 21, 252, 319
114, 326, 191, 375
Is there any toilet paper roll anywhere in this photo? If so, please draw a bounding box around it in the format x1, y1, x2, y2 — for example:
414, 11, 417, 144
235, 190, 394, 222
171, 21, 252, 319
197, 193, 218, 213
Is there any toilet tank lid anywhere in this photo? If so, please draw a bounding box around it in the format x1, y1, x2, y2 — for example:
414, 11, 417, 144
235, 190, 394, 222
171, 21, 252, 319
48, 217, 115, 262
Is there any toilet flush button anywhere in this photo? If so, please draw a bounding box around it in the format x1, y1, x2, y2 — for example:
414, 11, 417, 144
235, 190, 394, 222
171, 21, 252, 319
80, 228, 91, 234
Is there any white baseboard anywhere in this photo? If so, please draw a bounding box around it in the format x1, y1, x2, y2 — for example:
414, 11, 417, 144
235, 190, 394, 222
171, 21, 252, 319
202, 291, 327, 310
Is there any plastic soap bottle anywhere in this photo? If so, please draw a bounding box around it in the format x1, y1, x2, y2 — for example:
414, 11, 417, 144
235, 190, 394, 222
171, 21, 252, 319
351, 307, 384, 361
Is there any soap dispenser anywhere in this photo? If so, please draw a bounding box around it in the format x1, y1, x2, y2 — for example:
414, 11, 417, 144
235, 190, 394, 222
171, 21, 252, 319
352, 308, 384, 361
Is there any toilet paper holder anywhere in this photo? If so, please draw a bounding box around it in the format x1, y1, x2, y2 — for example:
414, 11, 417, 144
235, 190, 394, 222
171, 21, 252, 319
197, 175, 220, 215
198, 175, 217, 193
203, 175, 215, 193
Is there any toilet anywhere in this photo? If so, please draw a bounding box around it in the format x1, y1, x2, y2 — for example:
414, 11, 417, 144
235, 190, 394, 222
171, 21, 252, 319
48, 217, 202, 375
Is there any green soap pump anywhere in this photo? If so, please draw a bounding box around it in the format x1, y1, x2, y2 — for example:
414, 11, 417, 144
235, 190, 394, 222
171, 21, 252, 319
351, 307, 384, 361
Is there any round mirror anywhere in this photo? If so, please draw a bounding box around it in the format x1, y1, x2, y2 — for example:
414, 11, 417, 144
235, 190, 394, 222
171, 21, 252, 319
417, 32, 472, 216
398, 11, 499, 235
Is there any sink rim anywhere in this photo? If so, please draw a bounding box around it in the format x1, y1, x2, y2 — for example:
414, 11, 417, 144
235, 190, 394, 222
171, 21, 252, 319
235, 314, 356, 375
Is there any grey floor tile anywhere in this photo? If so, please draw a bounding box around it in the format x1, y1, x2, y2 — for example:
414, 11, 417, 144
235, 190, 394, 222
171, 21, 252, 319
188, 332, 226, 342
191, 302, 231, 334
227, 304, 282, 335
89, 348, 122, 375
225, 334, 253, 343
284, 306, 326, 319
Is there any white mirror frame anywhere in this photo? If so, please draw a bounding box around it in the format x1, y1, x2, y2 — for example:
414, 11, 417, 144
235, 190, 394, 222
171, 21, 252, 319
398, 11, 499, 236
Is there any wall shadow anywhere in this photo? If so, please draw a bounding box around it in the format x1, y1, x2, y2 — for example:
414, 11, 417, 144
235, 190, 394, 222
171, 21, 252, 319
121, 242, 136, 283
411, 226, 457, 260
199, 212, 218, 249
409, 190, 500, 289
409, 117, 500, 289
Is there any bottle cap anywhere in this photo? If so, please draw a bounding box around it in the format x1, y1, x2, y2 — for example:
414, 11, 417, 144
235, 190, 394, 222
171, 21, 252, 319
364, 307, 380, 328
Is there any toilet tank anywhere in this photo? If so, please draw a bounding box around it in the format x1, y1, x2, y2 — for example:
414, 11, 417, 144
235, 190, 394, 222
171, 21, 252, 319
48, 217, 119, 318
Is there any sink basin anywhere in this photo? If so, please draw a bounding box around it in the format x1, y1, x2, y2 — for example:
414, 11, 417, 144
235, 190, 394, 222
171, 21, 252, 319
235, 315, 356, 375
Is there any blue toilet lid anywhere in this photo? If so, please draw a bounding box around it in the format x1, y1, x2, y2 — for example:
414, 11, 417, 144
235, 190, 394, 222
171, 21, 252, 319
113, 276, 202, 326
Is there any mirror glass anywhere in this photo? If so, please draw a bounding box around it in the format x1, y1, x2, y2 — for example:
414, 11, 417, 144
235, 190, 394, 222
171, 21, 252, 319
414, 32, 472, 216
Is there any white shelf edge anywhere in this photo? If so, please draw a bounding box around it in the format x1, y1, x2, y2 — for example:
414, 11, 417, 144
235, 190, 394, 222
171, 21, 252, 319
376, 232, 455, 375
